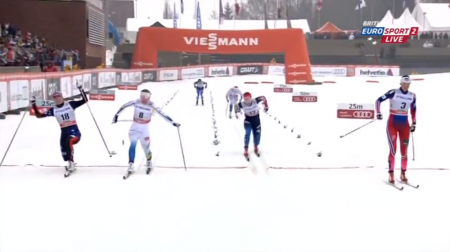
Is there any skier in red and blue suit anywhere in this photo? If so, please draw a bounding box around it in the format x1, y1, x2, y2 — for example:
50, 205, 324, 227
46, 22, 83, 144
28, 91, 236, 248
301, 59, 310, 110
375, 75, 416, 184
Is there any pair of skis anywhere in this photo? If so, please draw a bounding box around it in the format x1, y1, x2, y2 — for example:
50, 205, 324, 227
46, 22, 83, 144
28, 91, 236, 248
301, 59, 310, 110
64, 166, 76, 178
387, 180, 419, 190
62, 164, 153, 179
123, 167, 152, 180
244, 151, 260, 161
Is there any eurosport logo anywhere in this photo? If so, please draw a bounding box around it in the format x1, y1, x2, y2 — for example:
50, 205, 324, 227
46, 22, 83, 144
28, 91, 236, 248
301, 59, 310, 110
353, 111, 373, 118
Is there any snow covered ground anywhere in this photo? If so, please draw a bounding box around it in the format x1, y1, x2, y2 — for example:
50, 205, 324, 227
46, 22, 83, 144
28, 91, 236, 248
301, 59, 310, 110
1, 74, 449, 252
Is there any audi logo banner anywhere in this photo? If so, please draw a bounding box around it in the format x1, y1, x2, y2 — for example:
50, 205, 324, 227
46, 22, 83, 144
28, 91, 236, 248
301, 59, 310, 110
353, 111, 374, 118
311, 67, 347, 77
337, 109, 375, 119
292, 96, 318, 103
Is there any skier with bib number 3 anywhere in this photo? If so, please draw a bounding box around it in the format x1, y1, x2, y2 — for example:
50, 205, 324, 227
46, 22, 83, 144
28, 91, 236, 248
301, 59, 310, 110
375, 75, 416, 184
237, 92, 269, 160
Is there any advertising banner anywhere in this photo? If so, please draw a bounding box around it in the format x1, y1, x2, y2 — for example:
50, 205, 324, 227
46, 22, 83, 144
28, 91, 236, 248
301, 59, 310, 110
160, 69, 178, 81
9, 79, 30, 110
0, 81, 7, 112
311, 67, 347, 77
237, 65, 263, 75
356, 67, 399, 77
142, 70, 157, 82
181, 68, 204, 79
209, 66, 232, 77
45, 76, 61, 100
30, 79, 46, 100
91, 72, 99, 90
267, 65, 285, 75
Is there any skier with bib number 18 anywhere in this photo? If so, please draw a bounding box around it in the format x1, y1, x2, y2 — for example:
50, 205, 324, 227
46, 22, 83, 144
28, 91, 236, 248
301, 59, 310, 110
375, 75, 417, 186
237, 92, 269, 160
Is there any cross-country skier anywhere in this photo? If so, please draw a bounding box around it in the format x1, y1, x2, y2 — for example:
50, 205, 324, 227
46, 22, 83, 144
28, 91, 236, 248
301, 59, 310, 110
237, 92, 269, 159
112, 89, 181, 175
375, 75, 416, 184
194, 78, 207, 106
30, 81, 87, 173
226, 86, 243, 119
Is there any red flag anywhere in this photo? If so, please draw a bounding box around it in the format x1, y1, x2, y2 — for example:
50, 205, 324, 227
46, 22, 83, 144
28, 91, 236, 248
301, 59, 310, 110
316, 0, 323, 11
234, 0, 240, 16
277, 0, 282, 19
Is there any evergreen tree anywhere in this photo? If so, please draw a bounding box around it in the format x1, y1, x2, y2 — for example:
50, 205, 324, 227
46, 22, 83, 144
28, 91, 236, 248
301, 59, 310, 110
224, 2, 233, 20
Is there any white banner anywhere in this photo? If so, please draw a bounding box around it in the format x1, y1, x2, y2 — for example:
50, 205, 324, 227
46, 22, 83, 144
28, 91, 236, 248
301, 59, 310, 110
356, 67, 399, 77
267, 65, 285, 75
268, 65, 347, 77
30, 79, 46, 100
0, 82, 7, 112
60, 76, 71, 97
181, 68, 204, 79
209, 66, 233, 77
160, 70, 178, 81
9, 80, 29, 110
83, 74, 91, 91
311, 67, 347, 77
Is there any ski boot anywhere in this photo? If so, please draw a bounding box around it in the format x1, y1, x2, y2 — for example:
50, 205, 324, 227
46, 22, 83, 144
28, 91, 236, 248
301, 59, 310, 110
127, 162, 135, 173
254, 146, 260, 157
196, 99, 199, 106
64, 161, 77, 177
66, 161, 76, 172
146, 152, 153, 174
388, 171, 395, 184
400, 170, 408, 182
229, 112, 232, 119
235, 113, 239, 119
244, 147, 249, 161
201, 98, 204, 106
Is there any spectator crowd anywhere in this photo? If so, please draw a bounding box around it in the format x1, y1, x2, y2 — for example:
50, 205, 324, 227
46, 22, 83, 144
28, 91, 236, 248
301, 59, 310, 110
0, 22, 80, 71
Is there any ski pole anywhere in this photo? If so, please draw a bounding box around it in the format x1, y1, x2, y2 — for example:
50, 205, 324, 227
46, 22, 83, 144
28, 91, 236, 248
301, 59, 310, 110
176, 127, 187, 171
411, 133, 415, 161
0, 109, 27, 166
339, 120, 375, 139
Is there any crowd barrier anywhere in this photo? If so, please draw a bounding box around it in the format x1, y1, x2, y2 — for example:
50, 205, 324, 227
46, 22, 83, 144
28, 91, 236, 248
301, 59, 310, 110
0, 63, 399, 117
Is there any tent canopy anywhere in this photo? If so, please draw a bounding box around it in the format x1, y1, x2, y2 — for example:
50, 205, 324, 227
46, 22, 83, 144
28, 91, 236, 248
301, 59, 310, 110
395, 8, 422, 30
377, 9, 423, 30
412, 3, 450, 31
314, 22, 343, 33
377, 10, 394, 27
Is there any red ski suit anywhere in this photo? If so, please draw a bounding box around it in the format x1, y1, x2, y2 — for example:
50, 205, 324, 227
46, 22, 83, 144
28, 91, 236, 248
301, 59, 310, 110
376, 88, 416, 172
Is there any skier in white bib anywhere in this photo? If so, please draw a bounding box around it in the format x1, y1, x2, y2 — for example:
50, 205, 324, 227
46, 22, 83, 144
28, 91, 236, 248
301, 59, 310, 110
226, 86, 243, 119
112, 89, 180, 175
